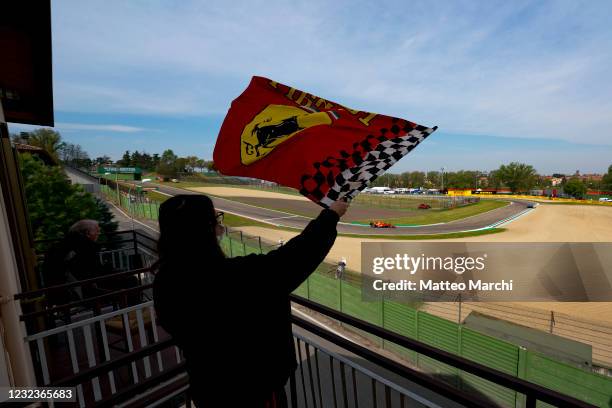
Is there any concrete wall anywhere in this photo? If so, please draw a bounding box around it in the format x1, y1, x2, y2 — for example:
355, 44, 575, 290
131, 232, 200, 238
0, 181, 36, 387
64, 166, 100, 194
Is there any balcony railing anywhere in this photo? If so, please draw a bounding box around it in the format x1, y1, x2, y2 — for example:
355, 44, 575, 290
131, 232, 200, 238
5, 230, 601, 407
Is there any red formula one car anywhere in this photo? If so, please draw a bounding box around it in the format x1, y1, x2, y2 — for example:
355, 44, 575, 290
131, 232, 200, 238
369, 221, 396, 228
418, 203, 431, 209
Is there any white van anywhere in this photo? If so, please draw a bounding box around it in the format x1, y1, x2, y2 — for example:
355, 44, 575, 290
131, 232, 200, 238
369, 187, 392, 194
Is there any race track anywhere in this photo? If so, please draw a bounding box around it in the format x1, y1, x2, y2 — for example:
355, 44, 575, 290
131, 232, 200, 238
150, 183, 534, 235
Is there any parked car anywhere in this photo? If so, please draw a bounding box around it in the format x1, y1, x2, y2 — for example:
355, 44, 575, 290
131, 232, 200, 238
599, 197, 612, 202
418, 203, 431, 209
369, 221, 396, 228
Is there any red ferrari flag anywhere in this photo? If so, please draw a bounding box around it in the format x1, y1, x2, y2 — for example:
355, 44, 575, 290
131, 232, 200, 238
213, 76, 437, 207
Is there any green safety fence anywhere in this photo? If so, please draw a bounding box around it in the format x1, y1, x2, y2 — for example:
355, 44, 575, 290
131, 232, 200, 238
101, 185, 161, 221
292, 272, 612, 408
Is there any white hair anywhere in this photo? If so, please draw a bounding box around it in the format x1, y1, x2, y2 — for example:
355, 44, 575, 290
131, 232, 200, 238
69, 219, 99, 236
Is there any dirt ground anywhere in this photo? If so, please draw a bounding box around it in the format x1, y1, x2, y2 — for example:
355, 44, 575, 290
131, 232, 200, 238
189, 186, 308, 201
241, 204, 612, 264
199, 186, 612, 330
215, 188, 612, 365
239, 204, 612, 325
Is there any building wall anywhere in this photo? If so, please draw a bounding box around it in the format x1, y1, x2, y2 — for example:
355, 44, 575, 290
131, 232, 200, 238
0, 181, 36, 387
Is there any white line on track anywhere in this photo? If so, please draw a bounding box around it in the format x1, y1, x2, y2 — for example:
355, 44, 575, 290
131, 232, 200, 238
154, 190, 173, 197
264, 215, 299, 221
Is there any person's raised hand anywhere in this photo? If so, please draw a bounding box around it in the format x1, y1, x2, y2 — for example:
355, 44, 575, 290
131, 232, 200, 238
329, 199, 350, 218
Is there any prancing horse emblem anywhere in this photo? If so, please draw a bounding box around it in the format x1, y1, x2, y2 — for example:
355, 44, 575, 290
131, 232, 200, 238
240, 105, 337, 165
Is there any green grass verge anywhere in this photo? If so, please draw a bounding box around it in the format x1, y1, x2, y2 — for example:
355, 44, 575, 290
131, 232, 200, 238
145, 190, 170, 202
353, 194, 474, 210
356, 200, 508, 225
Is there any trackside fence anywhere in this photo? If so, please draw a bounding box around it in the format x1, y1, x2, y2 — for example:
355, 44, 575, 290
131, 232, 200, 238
218, 226, 612, 407
95, 187, 612, 407
101, 184, 161, 221
290, 273, 612, 408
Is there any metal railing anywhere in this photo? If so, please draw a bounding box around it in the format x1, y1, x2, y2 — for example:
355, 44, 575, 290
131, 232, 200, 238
8, 231, 601, 407
23, 301, 181, 407
291, 330, 450, 408
289, 295, 596, 408
11, 291, 596, 407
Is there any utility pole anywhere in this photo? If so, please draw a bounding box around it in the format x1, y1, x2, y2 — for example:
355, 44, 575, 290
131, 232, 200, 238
441, 167, 445, 191
112, 164, 120, 204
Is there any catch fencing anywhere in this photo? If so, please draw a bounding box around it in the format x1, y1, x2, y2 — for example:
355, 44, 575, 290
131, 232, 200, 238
292, 273, 612, 408
217, 227, 612, 407
101, 184, 161, 221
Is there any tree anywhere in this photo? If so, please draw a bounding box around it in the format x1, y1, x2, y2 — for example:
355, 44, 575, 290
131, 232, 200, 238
184, 156, 199, 173
426, 171, 440, 188
117, 151, 132, 167
19, 154, 117, 244
602, 165, 612, 191
563, 177, 587, 198
11, 132, 32, 144
94, 156, 112, 166
496, 162, 537, 193
405, 171, 425, 187
152, 153, 161, 169
175, 157, 187, 174
487, 170, 502, 189
156, 149, 179, 179
445, 170, 480, 189
24, 128, 65, 161
140, 152, 152, 170
59, 143, 92, 168
130, 151, 142, 168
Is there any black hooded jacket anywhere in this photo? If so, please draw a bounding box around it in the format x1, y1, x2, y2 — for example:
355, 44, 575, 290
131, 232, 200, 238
153, 208, 339, 405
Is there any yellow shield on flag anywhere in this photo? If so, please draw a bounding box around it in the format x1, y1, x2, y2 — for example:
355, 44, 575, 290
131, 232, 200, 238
240, 104, 332, 165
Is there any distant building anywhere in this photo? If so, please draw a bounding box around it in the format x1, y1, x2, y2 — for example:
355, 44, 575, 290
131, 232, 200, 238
550, 177, 563, 186
13, 143, 58, 165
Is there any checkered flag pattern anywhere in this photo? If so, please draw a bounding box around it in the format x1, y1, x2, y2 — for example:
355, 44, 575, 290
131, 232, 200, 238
299, 121, 437, 208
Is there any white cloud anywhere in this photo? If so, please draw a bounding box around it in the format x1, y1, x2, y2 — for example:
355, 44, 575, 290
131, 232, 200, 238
7, 122, 151, 134
55, 122, 149, 132
51, 0, 612, 144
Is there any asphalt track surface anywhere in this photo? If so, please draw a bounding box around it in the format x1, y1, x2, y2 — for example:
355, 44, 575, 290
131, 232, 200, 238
149, 183, 535, 235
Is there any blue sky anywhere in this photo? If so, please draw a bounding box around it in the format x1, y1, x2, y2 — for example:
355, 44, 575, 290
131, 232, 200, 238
9, 0, 612, 174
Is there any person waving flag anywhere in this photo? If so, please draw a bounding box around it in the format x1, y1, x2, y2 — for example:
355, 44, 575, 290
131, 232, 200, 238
213, 76, 437, 207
